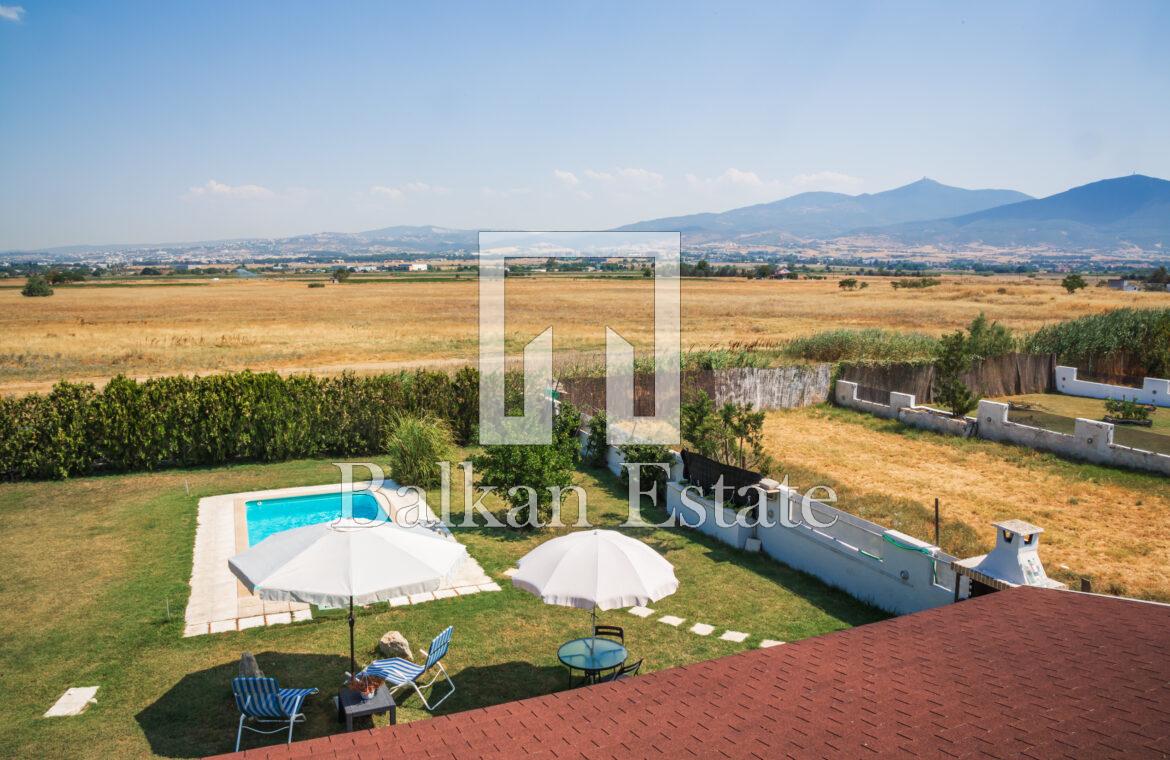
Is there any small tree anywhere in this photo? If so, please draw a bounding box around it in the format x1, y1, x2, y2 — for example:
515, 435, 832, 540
680, 390, 773, 472
332, 267, 351, 283
21, 276, 53, 297
1061, 274, 1087, 294
473, 400, 581, 528
838, 278, 859, 290
933, 331, 977, 418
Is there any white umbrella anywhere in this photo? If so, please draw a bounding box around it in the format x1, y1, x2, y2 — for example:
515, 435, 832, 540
229, 518, 467, 675
512, 529, 678, 636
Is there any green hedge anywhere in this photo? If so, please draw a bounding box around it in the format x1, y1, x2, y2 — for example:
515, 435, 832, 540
0, 368, 479, 481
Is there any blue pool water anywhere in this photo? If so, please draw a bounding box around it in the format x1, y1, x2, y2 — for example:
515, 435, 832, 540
245, 491, 388, 545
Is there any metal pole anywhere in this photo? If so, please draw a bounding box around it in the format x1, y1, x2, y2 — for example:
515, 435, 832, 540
934, 498, 941, 547
348, 596, 356, 677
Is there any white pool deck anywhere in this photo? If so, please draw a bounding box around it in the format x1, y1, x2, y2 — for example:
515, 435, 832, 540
183, 482, 498, 637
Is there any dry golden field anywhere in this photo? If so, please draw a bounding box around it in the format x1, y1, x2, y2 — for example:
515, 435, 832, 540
1, 273, 1163, 395
764, 406, 1170, 601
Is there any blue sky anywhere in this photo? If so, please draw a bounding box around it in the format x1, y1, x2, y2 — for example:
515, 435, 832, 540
1, 1, 1168, 249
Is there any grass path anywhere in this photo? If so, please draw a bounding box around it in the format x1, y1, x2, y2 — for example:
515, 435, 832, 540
763, 406, 1170, 600
0, 457, 882, 759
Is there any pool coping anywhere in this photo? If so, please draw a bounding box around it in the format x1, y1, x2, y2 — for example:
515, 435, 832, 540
183, 482, 499, 638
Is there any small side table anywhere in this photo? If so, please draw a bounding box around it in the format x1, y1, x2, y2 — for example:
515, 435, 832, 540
338, 684, 396, 731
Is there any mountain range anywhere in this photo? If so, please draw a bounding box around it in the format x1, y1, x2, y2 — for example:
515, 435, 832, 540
616, 178, 1031, 243
7, 175, 1170, 259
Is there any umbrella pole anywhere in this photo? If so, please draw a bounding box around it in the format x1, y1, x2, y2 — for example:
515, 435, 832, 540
348, 595, 356, 678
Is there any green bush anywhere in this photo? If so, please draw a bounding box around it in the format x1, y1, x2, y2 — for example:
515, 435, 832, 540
21, 276, 53, 297
0, 368, 480, 481
681, 390, 773, 473
890, 277, 942, 290
1104, 398, 1151, 422
584, 412, 609, 467
617, 443, 675, 498
383, 413, 456, 488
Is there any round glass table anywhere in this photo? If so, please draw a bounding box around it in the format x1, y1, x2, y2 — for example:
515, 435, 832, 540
557, 637, 628, 685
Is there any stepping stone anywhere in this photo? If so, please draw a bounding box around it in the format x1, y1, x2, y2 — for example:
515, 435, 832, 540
477, 582, 502, 592
628, 606, 654, 618
502, 568, 518, 577
433, 589, 457, 600
658, 615, 685, 627
238, 615, 266, 630
209, 619, 237, 634
388, 596, 410, 607
266, 612, 292, 625
689, 623, 714, 636
759, 639, 785, 648
408, 592, 435, 604
44, 687, 99, 717
719, 630, 749, 643
183, 623, 209, 638
291, 609, 313, 622
454, 586, 480, 596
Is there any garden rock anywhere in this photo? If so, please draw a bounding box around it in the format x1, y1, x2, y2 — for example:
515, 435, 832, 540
378, 631, 412, 660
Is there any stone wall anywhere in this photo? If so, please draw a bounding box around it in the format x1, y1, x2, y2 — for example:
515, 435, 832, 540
1055, 366, 1170, 408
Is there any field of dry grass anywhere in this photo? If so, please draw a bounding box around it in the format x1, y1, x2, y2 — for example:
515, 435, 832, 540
2, 273, 1164, 395
763, 406, 1170, 601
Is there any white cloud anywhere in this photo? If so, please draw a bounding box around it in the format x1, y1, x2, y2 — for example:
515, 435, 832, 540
185, 179, 275, 200
0, 5, 25, 22
685, 168, 864, 201
370, 181, 450, 201
583, 167, 664, 191
791, 171, 864, 190
553, 169, 580, 187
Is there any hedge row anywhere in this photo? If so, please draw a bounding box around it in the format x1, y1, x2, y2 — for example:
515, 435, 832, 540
0, 368, 479, 481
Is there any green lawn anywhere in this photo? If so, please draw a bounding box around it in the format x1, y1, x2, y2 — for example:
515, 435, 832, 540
998, 392, 1170, 455
0, 456, 885, 758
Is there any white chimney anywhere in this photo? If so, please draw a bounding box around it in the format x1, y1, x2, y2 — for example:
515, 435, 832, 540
954, 520, 1066, 596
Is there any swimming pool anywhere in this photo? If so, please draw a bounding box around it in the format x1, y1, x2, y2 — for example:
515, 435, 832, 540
245, 491, 389, 545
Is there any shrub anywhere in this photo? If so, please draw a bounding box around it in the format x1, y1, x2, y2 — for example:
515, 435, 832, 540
584, 412, 608, 467
382, 413, 456, 488
890, 277, 942, 289
1104, 398, 1151, 422
1061, 274, 1088, 293
21, 276, 53, 297
617, 443, 675, 498
472, 401, 582, 528
838, 278, 859, 290
307, 282, 325, 288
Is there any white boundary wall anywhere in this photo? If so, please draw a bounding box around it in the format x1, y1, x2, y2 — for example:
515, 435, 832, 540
834, 380, 975, 436
664, 482, 957, 615
1055, 366, 1170, 408
836, 380, 1170, 475
977, 400, 1170, 476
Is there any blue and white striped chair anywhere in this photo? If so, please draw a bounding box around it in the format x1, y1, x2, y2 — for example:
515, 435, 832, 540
231, 677, 318, 751
359, 626, 455, 710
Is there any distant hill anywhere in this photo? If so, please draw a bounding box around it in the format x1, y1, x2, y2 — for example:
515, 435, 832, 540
616, 178, 1031, 242
867, 175, 1170, 249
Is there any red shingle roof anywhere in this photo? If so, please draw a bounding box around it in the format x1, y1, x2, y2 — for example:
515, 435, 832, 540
210, 588, 1170, 759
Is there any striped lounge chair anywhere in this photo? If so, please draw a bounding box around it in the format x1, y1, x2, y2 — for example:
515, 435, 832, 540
360, 626, 455, 710
231, 676, 318, 751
